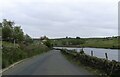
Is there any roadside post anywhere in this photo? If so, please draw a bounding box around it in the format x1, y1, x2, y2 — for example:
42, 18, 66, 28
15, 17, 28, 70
91, 50, 93, 56
105, 53, 108, 60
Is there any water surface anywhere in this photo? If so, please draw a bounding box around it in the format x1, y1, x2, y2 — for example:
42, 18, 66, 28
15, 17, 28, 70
54, 47, 119, 62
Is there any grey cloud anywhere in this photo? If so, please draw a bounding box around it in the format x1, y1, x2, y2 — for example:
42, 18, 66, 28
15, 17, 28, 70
1, 0, 119, 38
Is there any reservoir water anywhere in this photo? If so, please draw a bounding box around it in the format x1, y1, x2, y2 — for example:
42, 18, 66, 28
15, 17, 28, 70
54, 47, 119, 62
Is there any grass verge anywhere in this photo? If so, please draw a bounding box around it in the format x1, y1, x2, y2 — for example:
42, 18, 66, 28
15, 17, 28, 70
61, 52, 108, 77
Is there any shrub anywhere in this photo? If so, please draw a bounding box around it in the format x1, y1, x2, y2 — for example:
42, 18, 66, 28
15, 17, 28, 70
2, 43, 49, 69
2, 46, 26, 68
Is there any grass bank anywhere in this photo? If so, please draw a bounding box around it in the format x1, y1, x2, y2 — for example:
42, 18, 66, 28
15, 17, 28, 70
80, 38, 119, 49
2, 41, 49, 69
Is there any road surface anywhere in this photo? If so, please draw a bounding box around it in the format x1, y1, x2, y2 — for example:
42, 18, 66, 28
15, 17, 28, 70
3, 50, 93, 75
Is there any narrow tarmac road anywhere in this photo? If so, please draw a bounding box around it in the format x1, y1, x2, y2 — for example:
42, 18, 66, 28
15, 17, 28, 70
3, 50, 93, 75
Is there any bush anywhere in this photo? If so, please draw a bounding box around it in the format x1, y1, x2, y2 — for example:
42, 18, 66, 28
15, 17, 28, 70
2, 46, 26, 68
79, 48, 84, 54
43, 40, 52, 48
2, 43, 49, 69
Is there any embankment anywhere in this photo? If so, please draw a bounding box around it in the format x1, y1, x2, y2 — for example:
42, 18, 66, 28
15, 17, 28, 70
59, 48, 120, 77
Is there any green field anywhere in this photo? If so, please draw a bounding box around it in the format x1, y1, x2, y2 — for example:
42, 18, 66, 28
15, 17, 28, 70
51, 36, 120, 49
81, 37, 119, 49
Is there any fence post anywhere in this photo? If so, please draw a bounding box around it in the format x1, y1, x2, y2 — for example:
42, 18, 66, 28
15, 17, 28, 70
81, 48, 83, 51
105, 53, 108, 60
91, 51, 93, 56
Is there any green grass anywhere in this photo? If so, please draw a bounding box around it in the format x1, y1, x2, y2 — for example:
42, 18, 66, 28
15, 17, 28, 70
81, 38, 119, 49
2, 41, 49, 68
51, 38, 84, 46
2, 41, 19, 47
62, 52, 103, 76
51, 37, 119, 49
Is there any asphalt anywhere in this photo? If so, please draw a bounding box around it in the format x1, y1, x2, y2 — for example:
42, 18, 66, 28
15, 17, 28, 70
3, 50, 93, 75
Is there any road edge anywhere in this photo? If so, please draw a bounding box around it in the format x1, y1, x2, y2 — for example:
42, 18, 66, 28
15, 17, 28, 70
0, 58, 26, 76
0, 51, 47, 76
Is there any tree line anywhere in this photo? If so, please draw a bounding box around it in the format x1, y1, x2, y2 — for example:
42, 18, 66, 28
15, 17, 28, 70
2, 19, 33, 44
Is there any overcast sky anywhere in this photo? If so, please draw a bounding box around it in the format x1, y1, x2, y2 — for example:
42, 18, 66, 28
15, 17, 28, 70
0, 0, 119, 38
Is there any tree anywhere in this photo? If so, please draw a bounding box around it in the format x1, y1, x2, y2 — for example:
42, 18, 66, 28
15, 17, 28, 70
2, 19, 25, 43
12, 26, 24, 43
24, 34, 33, 44
2, 25, 13, 41
76, 37, 80, 39
66, 36, 68, 39
43, 39, 52, 48
2, 19, 14, 28
40, 36, 48, 40
2, 19, 14, 41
